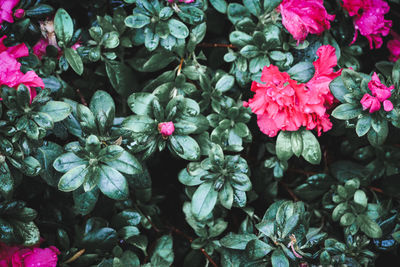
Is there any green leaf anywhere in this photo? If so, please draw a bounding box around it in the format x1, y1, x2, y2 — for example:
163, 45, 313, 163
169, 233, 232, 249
356, 115, 372, 137
358, 214, 382, 238
271, 249, 289, 267
219, 182, 234, 209
106, 150, 143, 175
243, 0, 261, 16
36, 142, 63, 186
53, 152, 86, 173
168, 19, 189, 39
210, 0, 228, 13
332, 103, 362, 120
64, 48, 83, 75
301, 130, 321, 165
264, 0, 282, 13
290, 131, 303, 157
81, 227, 118, 251
101, 31, 120, 49
170, 135, 201, 161
127, 93, 157, 116
15, 221, 40, 246
151, 235, 174, 266
220, 233, 256, 250
287, 62, 315, 83
227, 3, 250, 25
367, 125, 388, 147
354, 189, 368, 208
393, 59, 400, 89
54, 8, 74, 45
129, 50, 176, 72
73, 188, 99, 215
125, 14, 150, 28
246, 239, 273, 260
32, 112, 54, 130
215, 75, 235, 93
282, 214, 299, 238
276, 131, 293, 161
329, 76, 349, 103
98, 165, 129, 200
0, 163, 13, 199
340, 212, 355, 226
58, 164, 89, 192
112, 210, 141, 228
39, 101, 72, 122
191, 182, 218, 220
90, 90, 115, 132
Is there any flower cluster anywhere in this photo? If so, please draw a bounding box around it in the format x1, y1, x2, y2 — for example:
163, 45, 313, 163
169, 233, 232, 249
0, 0, 19, 25
0, 36, 44, 101
388, 31, 400, 62
279, 0, 335, 43
360, 72, 394, 113
0, 242, 59, 267
244, 45, 341, 137
342, 0, 392, 49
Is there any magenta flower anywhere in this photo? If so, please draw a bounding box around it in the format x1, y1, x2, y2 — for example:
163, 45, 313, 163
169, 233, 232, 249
13, 8, 24, 19
0, 0, 19, 25
387, 31, 400, 62
360, 72, 394, 113
0, 35, 44, 101
158, 122, 175, 137
279, 0, 335, 44
0, 242, 60, 267
244, 45, 340, 137
343, 0, 392, 49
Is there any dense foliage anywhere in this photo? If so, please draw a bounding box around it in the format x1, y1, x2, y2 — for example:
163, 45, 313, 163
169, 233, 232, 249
1, 0, 400, 266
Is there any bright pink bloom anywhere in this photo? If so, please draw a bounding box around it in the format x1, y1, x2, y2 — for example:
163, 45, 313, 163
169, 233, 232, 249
33, 37, 80, 60
343, 0, 392, 49
361, 94, 381, 113
360, 72, 394, 113
158, 122, 175, 137
279, 0, 335, 43
14, 8, 24, 19
0, 36, 44, 101
387, 31, 400, 62
245, 45, 340, 137
71, 41, 82, 51
0, 0, 19, 24
0, 242, 59, 267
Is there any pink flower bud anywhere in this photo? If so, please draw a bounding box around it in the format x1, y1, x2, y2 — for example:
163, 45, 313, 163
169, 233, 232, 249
14, 8, 25, 19
158, 122, 175, 137
383, 100, 393, 112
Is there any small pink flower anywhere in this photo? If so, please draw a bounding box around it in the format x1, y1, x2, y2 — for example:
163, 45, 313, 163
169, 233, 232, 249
279, 0, 334, 43
383, 100, 393, 111
14, 8, 24, 19
32, 38, 49, 60
361, 94, 381, 113
387, 31, 400, 62
158, 122, 175, 137
343, 0, 392, 49
71, 41, 82, 51
0, 0, 19, 24
368, 72, 394, 101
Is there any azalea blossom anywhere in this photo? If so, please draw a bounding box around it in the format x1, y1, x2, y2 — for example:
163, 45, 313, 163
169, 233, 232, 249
387, 31, 400, 62
0, 242, 60, 267
0, 0, 19, 25
0, 35, 44, 101
342, 0, 392, 49
360, 72, 394, 113
158, 121, 175, 137
279, 0, 335, 43
244, 45, 341, 137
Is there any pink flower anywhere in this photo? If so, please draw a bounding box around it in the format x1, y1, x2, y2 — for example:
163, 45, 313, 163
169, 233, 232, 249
343, 0, 392, 49
0, 242, 60, 267
245, 45, 340, 137
158, 122, 175, 137
279, 0, 335, 43
13, 8, 24, 19
0, 35, 44, 101
360, 72, 394, 113
0, 0, 19, 24
361, 94, 381, 113
387, 31, 400, 62
33, 37, 80, 60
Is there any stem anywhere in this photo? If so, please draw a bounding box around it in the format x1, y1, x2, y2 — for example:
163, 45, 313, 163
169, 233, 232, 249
280, 181, 299, 202
63, 249, 85, 264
